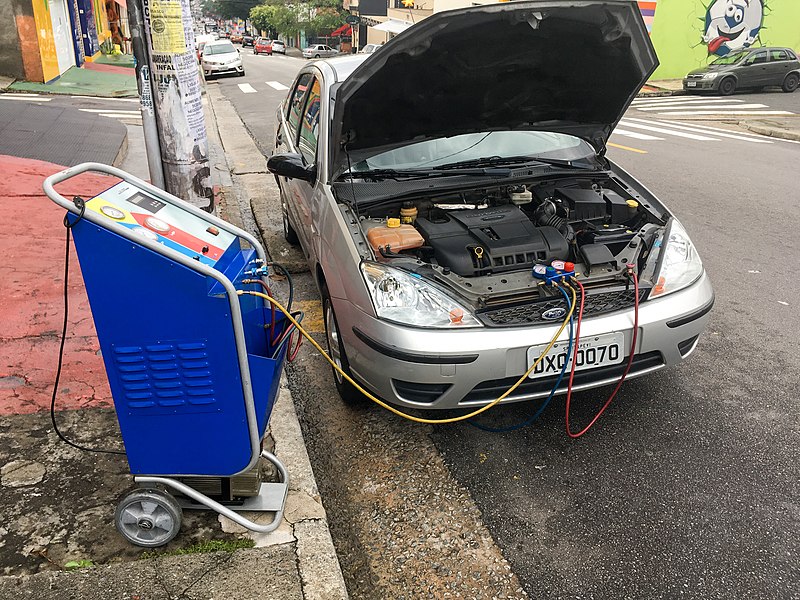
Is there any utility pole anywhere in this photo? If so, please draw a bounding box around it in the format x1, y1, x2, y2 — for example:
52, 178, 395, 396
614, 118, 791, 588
127, 0, 214, 211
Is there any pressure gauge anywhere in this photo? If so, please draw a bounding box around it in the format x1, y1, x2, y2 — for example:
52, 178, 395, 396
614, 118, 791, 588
100, 205, 125, 220
132, 226, 159, 241
144, 216, 170, 233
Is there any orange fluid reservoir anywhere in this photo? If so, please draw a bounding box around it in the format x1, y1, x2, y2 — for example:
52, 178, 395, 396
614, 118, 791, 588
367, 224, 424, 254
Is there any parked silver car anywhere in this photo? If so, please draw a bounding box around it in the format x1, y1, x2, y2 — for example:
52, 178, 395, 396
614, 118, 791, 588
271, 40, 287, 54
201, 40, 244, 78
302, 44, 337, 59
268, 1, 714, 410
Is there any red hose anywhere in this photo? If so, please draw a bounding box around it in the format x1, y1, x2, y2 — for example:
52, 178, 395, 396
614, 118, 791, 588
565, 270, 640, 438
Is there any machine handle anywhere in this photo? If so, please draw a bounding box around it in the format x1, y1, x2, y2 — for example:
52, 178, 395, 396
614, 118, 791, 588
42, 162, 268, 265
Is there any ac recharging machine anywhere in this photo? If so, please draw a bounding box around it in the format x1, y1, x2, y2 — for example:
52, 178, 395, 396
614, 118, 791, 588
44, 163, 290, 547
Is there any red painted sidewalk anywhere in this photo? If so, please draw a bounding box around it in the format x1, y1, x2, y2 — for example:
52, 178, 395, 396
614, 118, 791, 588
0, 155, 120, 415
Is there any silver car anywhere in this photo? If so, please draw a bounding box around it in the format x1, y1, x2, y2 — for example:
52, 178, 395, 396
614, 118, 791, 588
268, 1, 714, 410
302, 44, 337, 59
201, 40, 245, 78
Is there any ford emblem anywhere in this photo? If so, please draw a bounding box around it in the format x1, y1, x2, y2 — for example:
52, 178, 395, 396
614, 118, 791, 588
541, 307, 567, 321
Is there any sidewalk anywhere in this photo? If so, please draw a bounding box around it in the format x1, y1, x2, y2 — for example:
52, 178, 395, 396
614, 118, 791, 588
639, 78, 684, 97
739, 116, 800, 142
0, 90, 347, 599
9, 65, 137, 98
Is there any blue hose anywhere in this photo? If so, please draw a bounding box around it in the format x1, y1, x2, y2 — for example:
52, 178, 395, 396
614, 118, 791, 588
468, 285, 574, 433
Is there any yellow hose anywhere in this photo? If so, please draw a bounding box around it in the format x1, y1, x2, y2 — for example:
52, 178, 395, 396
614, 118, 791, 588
238, 284, 576, 424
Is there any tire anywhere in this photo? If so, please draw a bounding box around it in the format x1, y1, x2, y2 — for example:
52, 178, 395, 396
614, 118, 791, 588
238, 70, 245, 77
315, 54, 320, 58
718, 76, 736, 96
115, 488, 182, 548
322, 287, 363, 405
782, 73, 799, 93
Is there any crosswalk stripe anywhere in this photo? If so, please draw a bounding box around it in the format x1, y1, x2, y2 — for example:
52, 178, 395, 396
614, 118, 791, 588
266, 81, 289, 90
668, 119, 800, 145
238, 83, 257, 94
632, 95, 731, 104
638, 103, 770, 112
620, 118, 772, 144
70, 95, 140, 103
79, 108, 140, 114
98, 113, 142, 120
0, 95, 52, 102
612, 128, 664, 140
651, 109, 794, 116
633, 97, 745, 106
614, 121, 719, 141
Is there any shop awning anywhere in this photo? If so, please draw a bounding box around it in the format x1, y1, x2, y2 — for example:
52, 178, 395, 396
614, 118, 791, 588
371, 19, 413, 34
330, 24, 352, 37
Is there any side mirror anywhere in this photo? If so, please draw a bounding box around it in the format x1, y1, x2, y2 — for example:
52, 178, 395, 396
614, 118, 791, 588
268, 153, 317, 183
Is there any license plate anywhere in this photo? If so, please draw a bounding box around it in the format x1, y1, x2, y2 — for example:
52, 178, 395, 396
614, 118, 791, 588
527, 332, 625, 379
686, 81, 697, 87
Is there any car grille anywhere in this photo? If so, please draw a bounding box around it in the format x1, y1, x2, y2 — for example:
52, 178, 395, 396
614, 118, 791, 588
477, 288, 648, 327
685, 74, 704, 80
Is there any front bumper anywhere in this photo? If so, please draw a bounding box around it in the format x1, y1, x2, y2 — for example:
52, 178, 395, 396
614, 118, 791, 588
335, 272, 714, 410
203, 62, 243, 76
683, 77, 719, 91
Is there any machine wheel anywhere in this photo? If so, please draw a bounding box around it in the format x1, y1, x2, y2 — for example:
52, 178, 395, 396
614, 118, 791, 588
115, 488, 182, 548
718, 77, 736, 96
322, 287, 363, 405
782, 73, 799, 93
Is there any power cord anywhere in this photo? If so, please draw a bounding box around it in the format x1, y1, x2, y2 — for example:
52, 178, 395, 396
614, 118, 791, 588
51, 197, 125, 455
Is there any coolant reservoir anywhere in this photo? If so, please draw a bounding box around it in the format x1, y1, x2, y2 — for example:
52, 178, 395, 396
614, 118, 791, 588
367, 220, 424, 254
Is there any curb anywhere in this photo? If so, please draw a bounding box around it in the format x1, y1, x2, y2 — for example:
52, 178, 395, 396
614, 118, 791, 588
202, 82, 349, 600
637, 89, 685, 97
739, 121, 800, 142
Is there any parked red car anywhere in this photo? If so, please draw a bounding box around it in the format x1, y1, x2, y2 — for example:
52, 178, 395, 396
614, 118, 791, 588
254, 38, 273, 55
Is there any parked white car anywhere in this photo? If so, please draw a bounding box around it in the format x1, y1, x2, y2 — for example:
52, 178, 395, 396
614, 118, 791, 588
303, 44, 337, 59
271, 40, 287, 54
201, 40, 245, 78
359, 44, 380, 54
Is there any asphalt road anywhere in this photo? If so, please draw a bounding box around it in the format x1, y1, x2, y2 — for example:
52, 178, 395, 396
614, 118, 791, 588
215, 52, 800, 599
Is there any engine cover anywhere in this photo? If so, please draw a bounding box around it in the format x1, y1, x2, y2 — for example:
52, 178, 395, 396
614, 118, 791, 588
415, 205, 569, 277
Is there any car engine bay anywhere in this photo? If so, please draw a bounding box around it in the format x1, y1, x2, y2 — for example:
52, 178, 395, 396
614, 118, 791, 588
341, 174, 669, 314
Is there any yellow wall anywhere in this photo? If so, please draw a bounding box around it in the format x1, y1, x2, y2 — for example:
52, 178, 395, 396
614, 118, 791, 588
94, 0, 111, 43
31, 0, 59, 82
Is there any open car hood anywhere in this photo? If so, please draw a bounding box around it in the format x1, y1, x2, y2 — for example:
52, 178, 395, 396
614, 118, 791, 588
330, 0, 657, 180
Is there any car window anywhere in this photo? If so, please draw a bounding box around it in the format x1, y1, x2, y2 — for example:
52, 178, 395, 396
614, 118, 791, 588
788, 50, 798, 60
746, 51, 767, 65
770, 50, 788, 61
297, 78, 321, 165
204, 42, 236, 55
286, 73, 314, 140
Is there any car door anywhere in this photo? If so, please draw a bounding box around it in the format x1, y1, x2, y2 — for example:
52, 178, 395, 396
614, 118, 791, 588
767, 49, 793, 85
738, 50, 769, 87
277, 72, 315, 252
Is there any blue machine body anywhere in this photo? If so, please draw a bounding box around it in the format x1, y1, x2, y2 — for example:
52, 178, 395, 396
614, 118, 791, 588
68, 180, 286, 477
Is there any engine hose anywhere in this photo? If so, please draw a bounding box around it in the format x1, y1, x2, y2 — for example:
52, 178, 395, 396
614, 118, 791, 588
565, 271, 640, 438
468, 283, 575, 432
238, 287, 576, 425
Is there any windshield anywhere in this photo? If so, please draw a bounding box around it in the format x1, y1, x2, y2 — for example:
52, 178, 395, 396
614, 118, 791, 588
204, 42, 235, 55
351, 131, 595, 172
711, 51, 749, 65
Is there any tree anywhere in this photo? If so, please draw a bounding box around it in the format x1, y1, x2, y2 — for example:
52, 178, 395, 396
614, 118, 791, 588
250, 4, 277, 36
202, 0, 261, 21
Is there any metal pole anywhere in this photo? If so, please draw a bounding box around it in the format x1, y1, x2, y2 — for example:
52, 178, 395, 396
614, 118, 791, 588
133, 0, 214, 211
127, 0, 166, 189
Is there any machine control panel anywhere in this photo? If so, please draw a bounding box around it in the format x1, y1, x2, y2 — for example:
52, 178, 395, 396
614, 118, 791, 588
86, 181, 236, 266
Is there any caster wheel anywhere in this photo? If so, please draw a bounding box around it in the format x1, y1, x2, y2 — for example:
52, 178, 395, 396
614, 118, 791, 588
115, 488, 182, 547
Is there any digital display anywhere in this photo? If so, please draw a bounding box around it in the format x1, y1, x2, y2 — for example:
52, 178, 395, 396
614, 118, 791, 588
128, 191, 166, 214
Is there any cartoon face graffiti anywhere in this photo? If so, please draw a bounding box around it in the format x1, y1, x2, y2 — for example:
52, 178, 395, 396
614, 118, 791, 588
703, 0, 764, 56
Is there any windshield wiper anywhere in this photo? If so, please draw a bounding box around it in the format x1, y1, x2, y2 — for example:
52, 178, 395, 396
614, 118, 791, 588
436, 155, 597, 171
344, 166, 515, 180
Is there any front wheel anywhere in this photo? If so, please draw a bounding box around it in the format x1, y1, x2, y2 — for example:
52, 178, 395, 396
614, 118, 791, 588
315, 54, 320, 58
115, 488, 182, 548
322, 288, 363, 405
782, 72, 799, 93
718, 76, 736, 96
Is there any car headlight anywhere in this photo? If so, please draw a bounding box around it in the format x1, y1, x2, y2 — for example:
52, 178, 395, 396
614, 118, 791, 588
703, 72, 720, 80
361, 262, 482, 328
651, 219, 704, 298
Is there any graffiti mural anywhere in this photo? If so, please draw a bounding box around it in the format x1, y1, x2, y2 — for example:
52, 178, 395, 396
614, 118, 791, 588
637, 1, 658, 34
703, 0, 764, 56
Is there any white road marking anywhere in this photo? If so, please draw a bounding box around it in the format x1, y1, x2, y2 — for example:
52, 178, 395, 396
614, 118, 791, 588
98, 113, 142, 120
612, 128, 664, 141
266, 81, 289, 90
638, 103, 771, 112
620, 118, 773, 144
78, 108, 141, 114
237, 83, 257, 94
69, 95, 139, 103
652, 110, 794, 116
668, 119, 800, 145
0, 95, 52, 101
633, 97, 745, 106
614, 121, 720, 141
